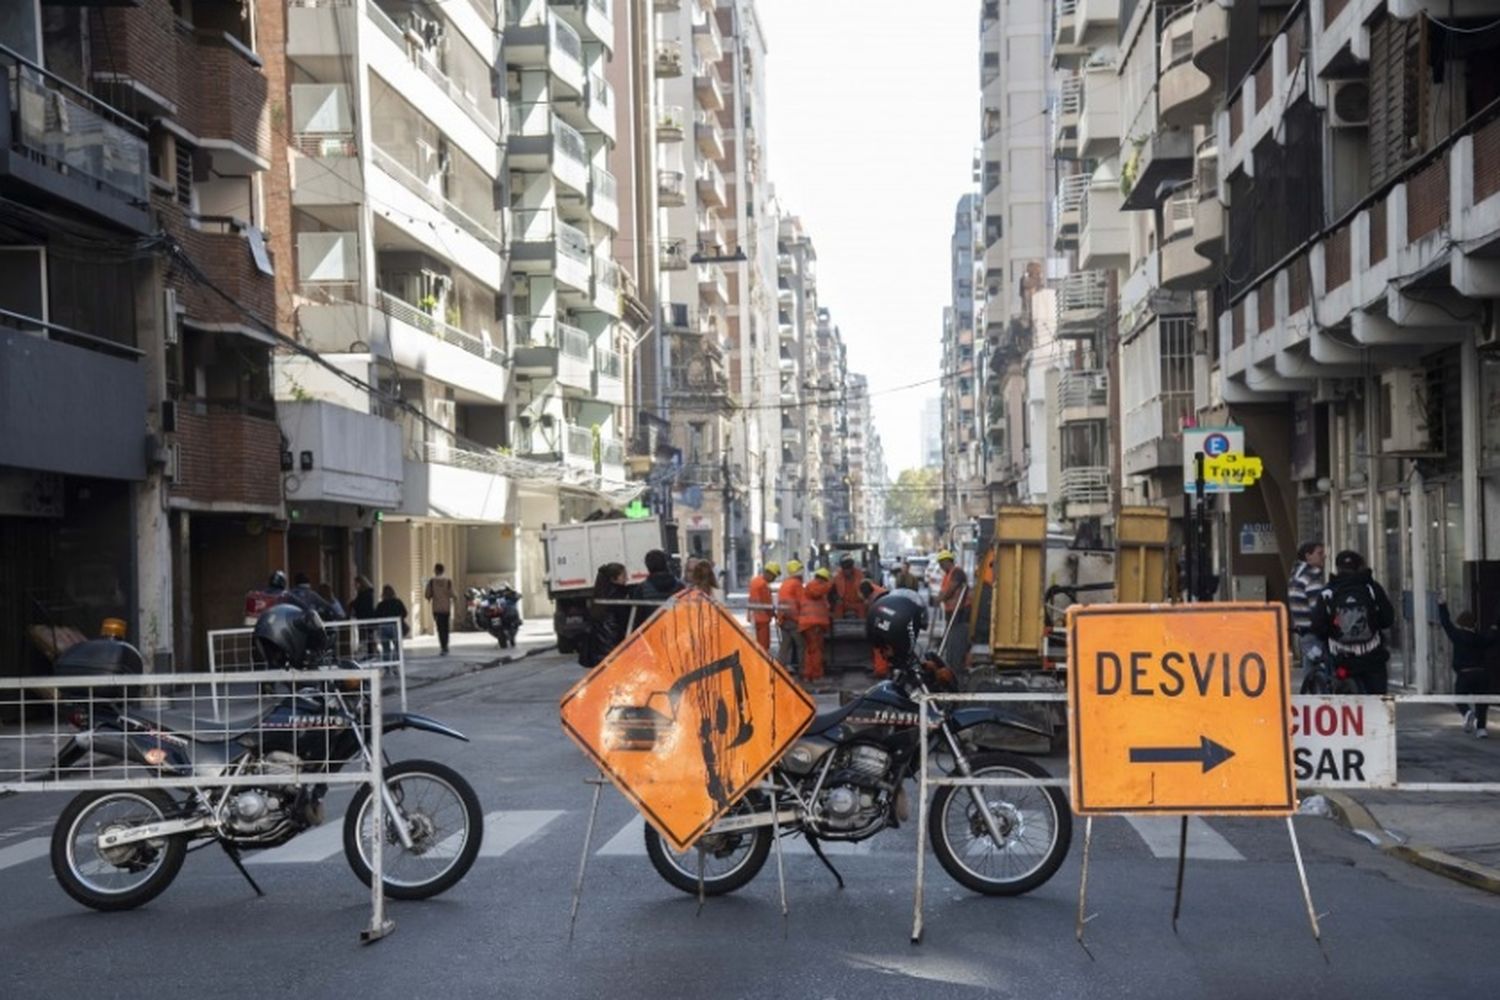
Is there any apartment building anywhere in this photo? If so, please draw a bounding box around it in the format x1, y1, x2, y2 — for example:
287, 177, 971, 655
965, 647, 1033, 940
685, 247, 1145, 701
1, 0, 277, 675
776, 213, 820, 561
941, 193, 983, 528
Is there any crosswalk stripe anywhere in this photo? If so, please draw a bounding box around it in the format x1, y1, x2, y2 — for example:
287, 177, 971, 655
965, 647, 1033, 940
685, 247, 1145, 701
1124, 816, 1245, 861
0, 837, 50, 872
247, 822, 345, 865
596, 816, 645, 856
478, 810, 565, 858
593, 815, 878, 858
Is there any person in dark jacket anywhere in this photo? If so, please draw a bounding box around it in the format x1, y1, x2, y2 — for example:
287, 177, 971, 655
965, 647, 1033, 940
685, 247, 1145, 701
1438, 601, 1499, 738
1310, 550, 1396, 694
374, 585, 409, 664
633, 549, 685, 608
580, 563, 632, 668
288, 572, 345, 621
350, 575, 377, 655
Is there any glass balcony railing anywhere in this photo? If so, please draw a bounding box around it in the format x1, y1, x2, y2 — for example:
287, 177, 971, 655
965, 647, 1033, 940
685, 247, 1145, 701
370, 145, 502, 252
376, 290, 506, 366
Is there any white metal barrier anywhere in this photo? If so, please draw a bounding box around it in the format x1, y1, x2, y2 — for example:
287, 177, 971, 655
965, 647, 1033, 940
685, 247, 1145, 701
207, 617, 407, 718
0, 669, 392, 943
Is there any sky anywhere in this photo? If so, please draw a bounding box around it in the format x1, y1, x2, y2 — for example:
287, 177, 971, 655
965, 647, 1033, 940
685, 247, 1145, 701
758, 0, 978, 475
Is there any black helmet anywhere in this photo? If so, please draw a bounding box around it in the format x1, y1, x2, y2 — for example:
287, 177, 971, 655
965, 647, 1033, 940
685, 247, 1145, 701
253, 603, 328, 670
867, 589, 927, 663
268, 570, 287, 591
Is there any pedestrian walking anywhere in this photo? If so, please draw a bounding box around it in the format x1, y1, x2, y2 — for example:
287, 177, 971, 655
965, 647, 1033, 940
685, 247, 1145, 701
1310, 550, 1396, 694
935, 551, 971, 666
777, 560, 806, 670
1288, 540, 1327, 687
580, 563, 632, 669
374, 585, 409, 664
1438, 601, 1499, 739
799, 567, 834, 683
748, 563, 780, 652
350, 574, 377, 656
425, 563, 456, 655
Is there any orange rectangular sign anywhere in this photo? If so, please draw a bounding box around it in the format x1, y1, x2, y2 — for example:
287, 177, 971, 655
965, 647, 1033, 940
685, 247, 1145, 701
1067, 603, 1294, 816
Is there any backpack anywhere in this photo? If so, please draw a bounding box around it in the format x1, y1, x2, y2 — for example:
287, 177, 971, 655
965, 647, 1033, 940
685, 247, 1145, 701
1325, 580, 1380, 648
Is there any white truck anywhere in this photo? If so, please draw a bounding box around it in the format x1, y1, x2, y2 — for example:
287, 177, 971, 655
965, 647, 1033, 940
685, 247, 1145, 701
542, 516, 675, 653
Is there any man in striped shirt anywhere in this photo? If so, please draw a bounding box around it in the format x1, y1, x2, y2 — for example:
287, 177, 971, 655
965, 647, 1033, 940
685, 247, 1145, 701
1288, 540, 1326, 666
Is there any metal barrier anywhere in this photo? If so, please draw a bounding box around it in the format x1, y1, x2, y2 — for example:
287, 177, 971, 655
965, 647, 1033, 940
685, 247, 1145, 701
207, 617, 407, 718
0, 668, 392, 942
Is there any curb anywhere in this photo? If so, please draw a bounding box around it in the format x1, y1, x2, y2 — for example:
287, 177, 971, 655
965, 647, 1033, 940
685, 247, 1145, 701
1323, 791, 1500, 895
404, 642, 560, 692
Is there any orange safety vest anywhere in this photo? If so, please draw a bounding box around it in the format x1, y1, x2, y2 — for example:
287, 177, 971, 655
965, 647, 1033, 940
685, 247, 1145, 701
832, 570, 865, 617
777, 577, 803, 624
799, 579, 833, 629
941, 567, 969, 614
748, 575, 774, 625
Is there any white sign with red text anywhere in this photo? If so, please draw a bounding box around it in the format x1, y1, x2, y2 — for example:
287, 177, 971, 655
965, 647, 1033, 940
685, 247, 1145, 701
1291, 695, 1396, 789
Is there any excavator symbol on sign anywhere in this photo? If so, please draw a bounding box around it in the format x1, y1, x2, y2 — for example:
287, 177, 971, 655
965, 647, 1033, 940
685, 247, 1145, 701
605, 652, 755, 810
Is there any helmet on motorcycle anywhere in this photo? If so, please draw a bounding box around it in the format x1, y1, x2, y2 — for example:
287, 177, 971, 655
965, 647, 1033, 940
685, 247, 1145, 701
253, 603, 329, 670
866, 589, 928, 663
267, 570, 288, 591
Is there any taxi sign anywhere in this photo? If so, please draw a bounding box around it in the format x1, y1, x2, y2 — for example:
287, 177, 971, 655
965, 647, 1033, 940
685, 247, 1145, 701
1203, 452, 1263, 488
1067, 603, 1294, 816
1182, 426, 1244, 494
559, 593, 815, 852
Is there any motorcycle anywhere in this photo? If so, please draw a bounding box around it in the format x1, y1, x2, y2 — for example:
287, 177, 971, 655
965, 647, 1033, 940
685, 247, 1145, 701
45, 637, 484, 912
469, 585, 522, 648
641, 654, 1071, 898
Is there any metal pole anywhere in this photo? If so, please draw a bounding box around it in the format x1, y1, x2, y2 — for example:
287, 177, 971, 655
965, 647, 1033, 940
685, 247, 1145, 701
568, 773, 607, 943
361, 672, 393, 943
1286, 816, 1324, 952
910, 694, 930, 944
1171, 815, 1188, 933
771, 779, 788, 934
1075, 815, 1094, 955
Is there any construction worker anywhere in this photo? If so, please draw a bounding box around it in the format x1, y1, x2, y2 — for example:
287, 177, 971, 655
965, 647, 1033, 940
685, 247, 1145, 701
748, 562, 780, 652
799, 567, 834, 683
859, 578, 890, 677
776, 560, 805, 670
830, 555, 867, 621
936, 551, 971, 667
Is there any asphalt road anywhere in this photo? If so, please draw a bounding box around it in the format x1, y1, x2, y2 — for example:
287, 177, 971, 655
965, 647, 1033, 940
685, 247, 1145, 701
1, 655, 1497, 1000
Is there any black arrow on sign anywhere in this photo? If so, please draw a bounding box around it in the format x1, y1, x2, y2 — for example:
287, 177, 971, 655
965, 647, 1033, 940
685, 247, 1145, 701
1129, 736, 1236, 773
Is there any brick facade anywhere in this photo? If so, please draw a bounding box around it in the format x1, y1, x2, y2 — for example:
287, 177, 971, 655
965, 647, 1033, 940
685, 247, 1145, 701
1406, 153, 1449, 242
164, 215, 277, 330
1257, 281, 1274, 332
169, 408, 283, 509
1475, 114, 1500, 205
1324, 224, 1351, 289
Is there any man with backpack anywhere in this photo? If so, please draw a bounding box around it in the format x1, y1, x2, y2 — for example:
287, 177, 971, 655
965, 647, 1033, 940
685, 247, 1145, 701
1310, 550, 1396, 695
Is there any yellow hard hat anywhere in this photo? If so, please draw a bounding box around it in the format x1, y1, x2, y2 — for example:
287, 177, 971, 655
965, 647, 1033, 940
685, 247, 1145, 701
937, 550, 955, 563
814, 567, 831, 580
764, 562, 781, 576
786, 559, 804, 574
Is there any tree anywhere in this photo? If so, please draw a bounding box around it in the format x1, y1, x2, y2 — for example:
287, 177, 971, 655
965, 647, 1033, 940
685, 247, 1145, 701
885, 467, 942, 547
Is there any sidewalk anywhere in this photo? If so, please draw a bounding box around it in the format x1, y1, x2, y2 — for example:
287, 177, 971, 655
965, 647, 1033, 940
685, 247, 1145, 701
1326, 701, 1500, 894
399, 618, 559, 689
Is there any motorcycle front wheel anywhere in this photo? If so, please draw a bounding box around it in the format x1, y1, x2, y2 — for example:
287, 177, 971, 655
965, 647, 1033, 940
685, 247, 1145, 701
929, 751, 1071, 896
343, 759, 484, 900
51, 788, 187, 911
643, 795, 772, 896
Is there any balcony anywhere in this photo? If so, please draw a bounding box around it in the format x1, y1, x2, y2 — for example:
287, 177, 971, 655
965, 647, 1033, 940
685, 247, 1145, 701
0, 46, 150, 232
375, 288, 507, 374
695, 110, 726, 161
1077, 59, 1121, 161
697, 263, 728, 305
402, 438, 514, 522
173, 216, 276, 331
665, 301, 700, 334
1192, 140, 1224, 260
552, 0, 614, 50
1122, 315, 1195, 473
168, 400, 282, 512
658, 167, 686, 207
657, 104, 685, 141
692, 10, 725, 63
594, 344, 625, 405
1120, 125, 1194, 212
512, 315, 594, 392
1160, 187, 1214, 290
509, 102, 590, 194
193, 32, 270, 173
370, 145, 505, 260
511, 209, 593, 292
1059, 465, 1111, 512
1078, 169, 1129, 271
656, 39, 685, 78
366, 2, 501, 145
0, 310, 145, 481
1053, 76, 1082, 159
1058, 369, 1109, 424
1052, 0, 1084, 67
600, 438, 626, 482
696, 158, 727, 207
590, 165, 619, 232
1191, 0, 1231, 83
660, 237, 689, 271
505, 9, 586, 95
565, 424, 596, 471
777, 281, 793, 308
1055, 173, 1090, 250
592, 255, 622, 317
289, 84, 361, 206
276, 400, 403, 509
698, 208, 727, 253
1159, 5, 1214, 129
778, 252, 794, 274
1056, 270, 1108, 338
287, 0, 358, 66
586, 73, 617, 141
693, 58, 724, 112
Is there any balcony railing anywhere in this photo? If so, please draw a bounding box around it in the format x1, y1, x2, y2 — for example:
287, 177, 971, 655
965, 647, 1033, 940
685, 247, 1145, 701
1058, 173, 1089, 215
565, 424, 594, 460
0, 307, 142, 360
596, 345, 623, 378
376, 290, 505, 366
1164, 185, 1195, 241
658, 167, 686, 205
1060, 465, 1111, 505
657, 104, 685, 138
591, 165, 618, 212
1058, 368, 1108, 410
1059, 269, 1108, 312
514, 314, 590, 360
367, 2, 500, 140
1059, 75, 1084, 116
371, 145, 502, 252
656, 39, 684, 76
1, 44, 149, 205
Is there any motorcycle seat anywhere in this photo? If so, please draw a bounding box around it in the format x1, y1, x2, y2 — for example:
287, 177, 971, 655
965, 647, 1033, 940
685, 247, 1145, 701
806, 700, 861, 735
137, 704, 272, 743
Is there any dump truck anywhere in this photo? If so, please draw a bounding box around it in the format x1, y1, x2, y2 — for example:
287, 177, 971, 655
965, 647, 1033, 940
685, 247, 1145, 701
542, 516, 677, 653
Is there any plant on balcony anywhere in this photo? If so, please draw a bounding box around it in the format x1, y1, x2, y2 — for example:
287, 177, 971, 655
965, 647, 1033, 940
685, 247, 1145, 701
1120, 138, 1144, 196
419, 294, 440, 315
445, 306, 462, 327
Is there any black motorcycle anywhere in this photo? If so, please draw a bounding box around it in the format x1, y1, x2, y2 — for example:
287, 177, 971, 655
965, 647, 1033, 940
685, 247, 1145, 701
468, 585, 522, 648
642, 655, 1071, 897
45, 638, 484, 911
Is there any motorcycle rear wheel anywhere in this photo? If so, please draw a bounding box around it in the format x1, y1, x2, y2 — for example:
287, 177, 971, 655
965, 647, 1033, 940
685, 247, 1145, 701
51, 788, 187, 911
344, 759, 484, 900
643, 796, 773, 896
930, 751, 1071, 896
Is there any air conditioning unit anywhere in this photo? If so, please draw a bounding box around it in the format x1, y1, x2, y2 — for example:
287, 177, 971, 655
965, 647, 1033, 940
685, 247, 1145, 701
1328, 80, 1370, 129
1379, 368, 1437, 455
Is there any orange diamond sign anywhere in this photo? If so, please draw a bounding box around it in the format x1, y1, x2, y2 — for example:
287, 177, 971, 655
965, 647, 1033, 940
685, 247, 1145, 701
560, 593, 816, 852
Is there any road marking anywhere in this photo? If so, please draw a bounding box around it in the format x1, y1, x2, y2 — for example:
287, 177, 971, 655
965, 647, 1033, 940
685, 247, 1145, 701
1124, 816, 1246, 861
478, 810, 565, 858
246, 822, 345, 865
596, 816, 645, 856
594, 815, 875, 857
0, 838, 49, 872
